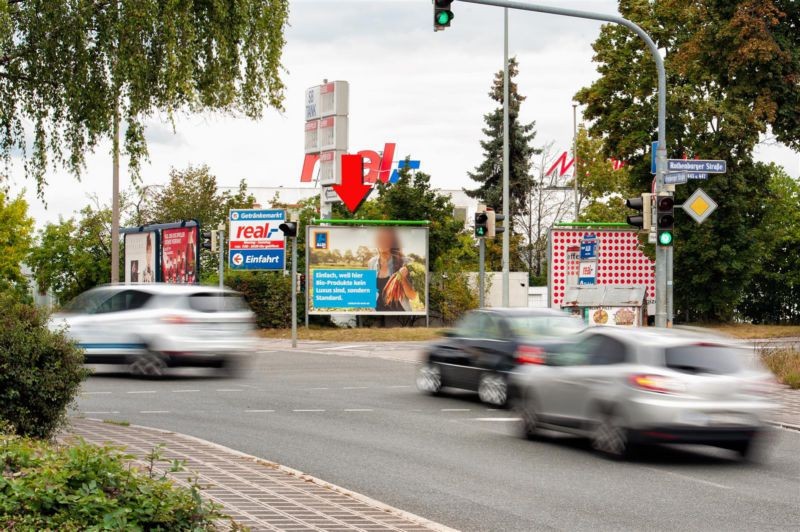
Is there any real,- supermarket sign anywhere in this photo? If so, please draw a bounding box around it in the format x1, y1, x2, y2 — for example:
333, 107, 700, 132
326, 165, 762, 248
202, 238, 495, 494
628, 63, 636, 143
228, 209, 286, 270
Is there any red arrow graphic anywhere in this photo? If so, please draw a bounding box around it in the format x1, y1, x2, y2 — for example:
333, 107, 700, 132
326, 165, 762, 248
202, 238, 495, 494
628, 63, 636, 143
333, 154, 372, 213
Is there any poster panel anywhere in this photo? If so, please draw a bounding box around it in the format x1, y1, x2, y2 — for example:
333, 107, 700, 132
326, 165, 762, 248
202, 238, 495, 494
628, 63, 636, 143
124, 231, 157, 283
161, 227, 199, 284
228, 209, 286, 270
307, 226, 428, 316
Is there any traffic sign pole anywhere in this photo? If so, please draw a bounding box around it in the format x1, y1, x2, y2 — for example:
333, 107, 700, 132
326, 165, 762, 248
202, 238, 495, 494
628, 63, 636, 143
479, 237, 485, 307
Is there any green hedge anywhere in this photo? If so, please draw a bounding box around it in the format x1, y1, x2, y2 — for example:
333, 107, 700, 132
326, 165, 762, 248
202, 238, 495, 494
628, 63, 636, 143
0, 291, 88, 439
226, 270, 303, 329
0, 433, 222, 530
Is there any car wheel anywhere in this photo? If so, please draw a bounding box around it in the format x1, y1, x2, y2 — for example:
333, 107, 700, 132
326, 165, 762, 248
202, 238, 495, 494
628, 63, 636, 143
478, 373, 508, 407
729, 439, 754, 461
129, 352, 167, 378
416, 363, 443, 395
591, 413, 631, 459
511, 397, 540, 440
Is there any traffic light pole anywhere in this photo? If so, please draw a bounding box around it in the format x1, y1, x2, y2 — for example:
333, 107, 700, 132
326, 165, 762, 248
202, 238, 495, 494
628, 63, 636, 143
218, 228, 225, 289
458, 0, 669, 327
479, 237, 486, 307
291, 236, 298, 349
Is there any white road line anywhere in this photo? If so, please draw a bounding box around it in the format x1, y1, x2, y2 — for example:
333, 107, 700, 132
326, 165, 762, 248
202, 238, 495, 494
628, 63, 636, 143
172, 389, 200, 393
82, 391, 112, 395
342, 386, 368, 390
127, 390, 156, 394
245, 409, 275, 413
472, 417, 521, 422
321, 345, 362, 351
307, 387, 329, 390
344, 409, 374, 412
83, 411, 120, 414
641, 467, 731, 490
216, 389, 244, 392
139, 410, 170, 414
388, 385, 412, 388
293, 409, 325, 412
441, 408, 471, 412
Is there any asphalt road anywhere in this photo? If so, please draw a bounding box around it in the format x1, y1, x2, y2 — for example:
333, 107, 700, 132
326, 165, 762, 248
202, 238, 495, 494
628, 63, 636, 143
77, 347, 800, 532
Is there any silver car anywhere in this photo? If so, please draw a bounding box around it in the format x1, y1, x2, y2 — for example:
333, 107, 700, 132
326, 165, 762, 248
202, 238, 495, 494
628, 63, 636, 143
509, 327, 777, 459
53, 284, 257, 376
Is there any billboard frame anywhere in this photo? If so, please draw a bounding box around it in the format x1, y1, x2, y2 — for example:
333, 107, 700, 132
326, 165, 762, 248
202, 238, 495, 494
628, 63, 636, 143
305, 223, 430, 319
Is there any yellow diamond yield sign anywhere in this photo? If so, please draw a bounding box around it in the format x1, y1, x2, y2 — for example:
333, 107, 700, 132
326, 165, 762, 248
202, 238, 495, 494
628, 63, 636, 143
682, 188, 717, 224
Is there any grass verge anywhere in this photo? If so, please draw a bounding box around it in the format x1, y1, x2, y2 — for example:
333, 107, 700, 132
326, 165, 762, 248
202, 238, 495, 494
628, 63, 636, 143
260, 327, 443, 342
761, 348, 800, 390
701, 324, 800, 339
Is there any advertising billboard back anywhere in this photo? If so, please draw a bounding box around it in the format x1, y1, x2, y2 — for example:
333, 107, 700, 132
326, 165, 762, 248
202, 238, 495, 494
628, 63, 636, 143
307, 226, 428, 316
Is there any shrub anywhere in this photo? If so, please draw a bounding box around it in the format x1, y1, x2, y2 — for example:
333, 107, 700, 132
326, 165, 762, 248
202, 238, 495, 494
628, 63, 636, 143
0, 291, 88, 439
429, 271, 479, 325
761, 347, 800, 390
225, 270, 303, 329
0, 433, 223, 530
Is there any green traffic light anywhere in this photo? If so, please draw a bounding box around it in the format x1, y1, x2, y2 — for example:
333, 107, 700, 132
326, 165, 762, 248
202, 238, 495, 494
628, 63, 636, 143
476, 227, 486, 236
658, 231, 673, 246
436, 11, 453, 25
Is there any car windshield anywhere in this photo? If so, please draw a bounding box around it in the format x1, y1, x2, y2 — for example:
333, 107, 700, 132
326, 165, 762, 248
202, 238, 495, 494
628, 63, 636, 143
188, 293, 249, 313
507, 315, 584, 339
664, 345, 744, 375
60, 290, 112, 314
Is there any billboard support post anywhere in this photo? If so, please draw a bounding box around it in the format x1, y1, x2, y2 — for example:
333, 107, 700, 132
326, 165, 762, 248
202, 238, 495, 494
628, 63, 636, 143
479, 237, 486, 308
217, 226, 225, 289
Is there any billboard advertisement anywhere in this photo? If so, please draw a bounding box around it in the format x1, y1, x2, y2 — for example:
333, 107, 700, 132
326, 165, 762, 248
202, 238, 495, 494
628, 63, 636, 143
228, 209, 286, 270
161, 226, 199, 284
124, 231, 158, 283
549, 228, 655, 315
307, 225, 428, 315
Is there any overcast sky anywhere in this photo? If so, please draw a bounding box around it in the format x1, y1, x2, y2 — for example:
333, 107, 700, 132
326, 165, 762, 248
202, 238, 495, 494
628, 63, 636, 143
9, 0, 799, 226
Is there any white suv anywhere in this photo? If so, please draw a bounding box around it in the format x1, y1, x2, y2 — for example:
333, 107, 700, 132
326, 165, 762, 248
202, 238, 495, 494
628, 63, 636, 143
52, 284, 257, 376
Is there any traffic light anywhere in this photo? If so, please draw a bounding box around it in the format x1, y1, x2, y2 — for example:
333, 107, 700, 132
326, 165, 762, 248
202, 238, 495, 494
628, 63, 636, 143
656, 195, 675, 246
474, 210, 488, 238
625, 193, 652, 231
487, 210, 506, 238
298, 273, 306, 293
434, 0, 454, 31
202, 230, 216, 252
279, 221, 298, 238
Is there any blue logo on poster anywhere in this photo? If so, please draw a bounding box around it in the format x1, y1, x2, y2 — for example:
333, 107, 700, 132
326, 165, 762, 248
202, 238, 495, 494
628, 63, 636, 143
314, 231, 328, 249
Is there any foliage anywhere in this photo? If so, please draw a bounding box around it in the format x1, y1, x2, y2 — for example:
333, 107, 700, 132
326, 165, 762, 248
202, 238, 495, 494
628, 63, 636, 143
738, 167, 800, 323
0, 0, 289, 190
574, 127, 634, 222
466, 57, 541, 222
28, 201, 115, 304
574, 0, 800, 322
0, 291, 87, 439
138, 164, 256, 274
429, 271, 479, 326
225, 271, 297, 329
0, 434, 223, 530
761, 348, 800, 389
0, 191, 33, 292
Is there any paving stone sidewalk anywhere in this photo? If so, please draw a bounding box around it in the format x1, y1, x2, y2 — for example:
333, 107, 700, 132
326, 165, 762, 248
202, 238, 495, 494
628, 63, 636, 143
65, 418, 454, 532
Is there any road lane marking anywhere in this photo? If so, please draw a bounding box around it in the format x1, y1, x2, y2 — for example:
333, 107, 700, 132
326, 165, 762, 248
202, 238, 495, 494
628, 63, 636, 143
388, 385, 412, 388
293, 409, 325, 412
139, 410, 170, 414
441, 408, 471, 412
82, 391, 112, 395
343, 386, 368, 390
641, 467, 731, 490
245, 409, 275, 413
307, 387, 329, 390
321, 345, 363, 351
344, 409, 374, 412
127, 390, 156, 394
172, 389, 200, 393
471, 417, 521, 422
216, 389, 244, 392
83, 411, 120, 414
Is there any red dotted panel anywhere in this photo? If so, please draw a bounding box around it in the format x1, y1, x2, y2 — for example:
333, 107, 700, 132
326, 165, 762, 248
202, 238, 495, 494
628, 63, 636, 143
549, 230, 655, 308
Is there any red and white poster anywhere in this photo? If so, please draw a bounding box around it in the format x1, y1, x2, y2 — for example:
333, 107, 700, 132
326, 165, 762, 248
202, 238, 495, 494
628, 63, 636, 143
161, 227, 199, 284
549, 229, 655, 314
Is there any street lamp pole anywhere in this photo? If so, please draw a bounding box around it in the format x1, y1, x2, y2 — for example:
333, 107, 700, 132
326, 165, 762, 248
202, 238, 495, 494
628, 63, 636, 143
501, 7, 510, 307
572, 103, 579, 221
459, 0, 669, 327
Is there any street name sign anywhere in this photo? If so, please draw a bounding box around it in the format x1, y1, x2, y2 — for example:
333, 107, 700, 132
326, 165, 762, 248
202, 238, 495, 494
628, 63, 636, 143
667, 159, 727, 174
229, 209, 286, 270
664, 172, 688, 185
682, 188, 717, 224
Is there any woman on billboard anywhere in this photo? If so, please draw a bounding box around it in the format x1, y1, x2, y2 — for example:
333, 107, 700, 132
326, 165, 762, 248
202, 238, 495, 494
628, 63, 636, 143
368, 227, 417, 312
